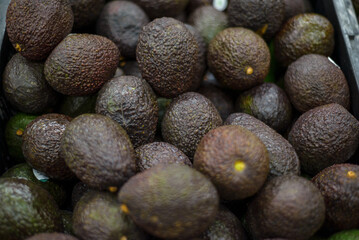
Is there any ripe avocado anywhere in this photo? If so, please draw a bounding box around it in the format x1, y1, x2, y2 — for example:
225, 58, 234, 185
70, 0, 105, 29
44, 34, 120, 96
129, 0, 189, 19
207, 27, 270, 91
6, 0, 73, 61
118, 164, 219, 239
96, 76, 158, 148
59, 95, 97, 118
283, 0, 312, 21
61, 210, 74, 235
329, 229, 359, 240
246, 175, 325, 239
288, 104, 359, 175
284, 54, 350, 113
25, 233, 78, 240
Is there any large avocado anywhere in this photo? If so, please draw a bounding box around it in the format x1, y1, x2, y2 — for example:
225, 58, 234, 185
70, 0, 105, 29
129, 0, 189, 19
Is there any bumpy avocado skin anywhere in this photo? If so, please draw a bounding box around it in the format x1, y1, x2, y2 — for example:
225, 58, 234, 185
0, 178, 63, 239
2, 53, 59, 114
59, 95, 97, 118
284, 54, 350, 113
162, 92, 222, 159
25, 233, 78, 240
118, 164, 219, 239
6, 0, 73, 61
129, 0, 189, 19
312, 164, 359, 232
235, 83, 292, 132
246, 175, 325, 240
70, 0, 105, 29
225, 113, 300, 179
73, 191, 147, 240
137, 18, 200, 98
275, 13, 334, 66
227, 0, 285, 40
44, 34, 120, 96
329, 229, 359, 240
288, 104, 359, 175
61, 114, 136, 190
208, 27, 270, 91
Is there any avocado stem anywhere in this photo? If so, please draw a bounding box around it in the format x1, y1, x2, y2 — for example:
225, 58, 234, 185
16, 128, 24, 136
234, 160, 246, 172
245, 66, 254, 75
121, 204, 130, 214
347, 171, 357, 179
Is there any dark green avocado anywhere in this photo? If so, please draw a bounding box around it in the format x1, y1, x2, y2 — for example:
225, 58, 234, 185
25, 233, 78, 240
328, 229, 359, 240
129, 0, 189, 19
59, 95, 97, 118
70, 0, 105, 29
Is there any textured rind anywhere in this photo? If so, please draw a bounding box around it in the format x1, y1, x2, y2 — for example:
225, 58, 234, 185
274, 13, 335, 66
161, 92, 223, 159
246, 175, 325, 240
288, 104, 359, 175
25, 233, 78, 240
6, 0, 73, 61
284, 54, 350, 113
44, 34, 120, 96
70, 0, 105, 29
135, 142, 192, 172
0, 178, 63, 240
3, 53, 58, 114
235, 83, 292, 133
73, 191, 147, 240
208, 27, 270, 91
118, 164, 219, 239
22, 114, 74, 180
96, 1, 149, 59
61, 114, 136, 190
312, 164, 359, 231
194, 125, 269, 200
96, 76, 158, 148
225, 113, 300, 179
227, 0, 285, 40
129, 0, 189, 19
137, 17, 199, 98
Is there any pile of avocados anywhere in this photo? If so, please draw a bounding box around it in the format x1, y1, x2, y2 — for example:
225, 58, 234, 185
1, 0, 359, 239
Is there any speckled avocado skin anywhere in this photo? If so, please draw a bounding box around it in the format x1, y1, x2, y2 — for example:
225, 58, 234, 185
70, 0, 105, 29
44, 34, 120, 96
96, 76, 158, 148
6, 0, 73, 61
118, 164, 219, 239
129, 0, 189, 19
25, 233, 78, 240
288, 104, 359, 175
137, 18, 200, 98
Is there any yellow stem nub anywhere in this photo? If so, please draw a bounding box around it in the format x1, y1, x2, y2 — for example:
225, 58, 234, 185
347, 171, 357, 179
16, 129, 24, 136
234, 160, 246, 172
121, 204, 130, 214
256, 24, 269, 36
15, 43, 22, 52
245, 66, 254, 75
120, 236, 127, 240
108, 186, 118, 193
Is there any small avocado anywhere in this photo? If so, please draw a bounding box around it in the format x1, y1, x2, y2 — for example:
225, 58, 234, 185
0, 178, 63, 239
137, 17, 200, 98
235, 82, 292, 132
162, 92, 222, 159
227, 0, 285, 40
283, 0, 312, 21
129, 0, 189, 19
284, 54, 350, 113
70, 0, 105, 29
275, 13, 335, 66
73, 191, 147, 240
96, 76, 158, 148
207, 27, 270, 91
61, 210, 74, 235
6, 0, 73, 61
288, 104, 359, 175
44, 34, 120, 96
22, 114, 74, 180
118, 164, 219, 239
71, 181, 92, 208
59, 95, 97, 118
312, 164, 359, 232
328, 229, 359, 240
25, 233, 78, 240
96, 1, 149, 59
122, 61, 142, 78
2, 53, 59, 114
246, 175, 325, 239
187, 0, 213, 13
61, 114, 136, 190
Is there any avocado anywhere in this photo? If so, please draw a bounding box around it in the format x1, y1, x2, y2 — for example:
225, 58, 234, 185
44, 34, 120, 96
59, 95, 97, 118
188, 6, 228, 45
157, 97, 172, 133
312, 164, 359, 232
329, 229, 359, 240
61, 114, 136, 190
207, 27, 270, 91
2, 53, 59, 114
22, 114, 74, 180
6, 0, 73, 61
137, 17, 200, 98
187, 0, 213, 13
288, 103, 359, 175
25, 233, 78, 240
284, 54, 350, 113
122, 61, 142, 78
235, 83, 292, 132
129, 0, 189, 19
0, 178, 63, 239
225, 113, 300, 179
73, 191, 147, 240
70, 0, 105, 29
61, 210, 74, 235
136, 142, 192, 172
227, 0, 285, 40
283, 0, 312, 22
96, 1, 149, 59
5, 113, 37, 161
246, 175, 325, 239
71, 181, 92, 208
118, 164, 219, 239
96, 76, 158, 148
275, 13, 335, 66
162, 92, 222, 159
